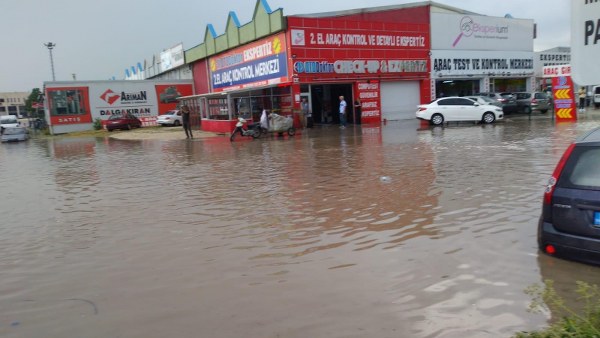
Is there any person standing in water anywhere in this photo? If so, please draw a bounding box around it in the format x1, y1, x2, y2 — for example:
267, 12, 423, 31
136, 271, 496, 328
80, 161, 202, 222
181, 105, 193, 139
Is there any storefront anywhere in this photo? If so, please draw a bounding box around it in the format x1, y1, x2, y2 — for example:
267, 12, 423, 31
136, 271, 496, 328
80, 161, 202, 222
44, 80, 193, 134
180, 32, 294, 133
430, 12, 535, 98
287, 12, 430, 123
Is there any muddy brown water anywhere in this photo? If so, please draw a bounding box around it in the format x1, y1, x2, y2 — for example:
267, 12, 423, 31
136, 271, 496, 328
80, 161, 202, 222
2, 117, 600, 338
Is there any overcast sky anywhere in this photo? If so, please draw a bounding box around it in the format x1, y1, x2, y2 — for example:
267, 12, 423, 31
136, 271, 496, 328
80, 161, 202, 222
1, 0, 569, 93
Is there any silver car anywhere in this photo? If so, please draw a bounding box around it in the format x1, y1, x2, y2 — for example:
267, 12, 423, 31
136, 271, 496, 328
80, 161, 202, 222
513, 92, 551, 114
156, 110, 182, 126
1, 126, 29, 142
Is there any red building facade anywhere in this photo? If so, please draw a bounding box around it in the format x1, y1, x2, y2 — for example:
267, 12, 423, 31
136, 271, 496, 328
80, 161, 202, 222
181, 1, 432, 133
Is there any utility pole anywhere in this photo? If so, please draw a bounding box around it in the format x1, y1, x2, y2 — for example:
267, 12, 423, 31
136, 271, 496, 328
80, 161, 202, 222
44, 42, 56, 81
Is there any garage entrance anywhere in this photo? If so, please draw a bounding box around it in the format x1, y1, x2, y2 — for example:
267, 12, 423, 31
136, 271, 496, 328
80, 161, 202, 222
380, 81, 420, 121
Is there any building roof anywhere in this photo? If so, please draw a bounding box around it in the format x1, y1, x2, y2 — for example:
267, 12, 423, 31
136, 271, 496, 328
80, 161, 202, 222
288, 1, 479, 18
537, 47, 571, 54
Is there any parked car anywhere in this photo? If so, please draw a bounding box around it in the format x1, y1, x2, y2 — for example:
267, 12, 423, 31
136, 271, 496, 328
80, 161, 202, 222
1, 126, 29, 142
513, 91, 551, 114
157, 110, 182, 126
593, 85, 600, 108
0, 115, 20, 129
538, 127, 600, 266
465, 95, 502, 108
106, 113, 142, 131
474, 92, 518, 113
416, 96, 503, 126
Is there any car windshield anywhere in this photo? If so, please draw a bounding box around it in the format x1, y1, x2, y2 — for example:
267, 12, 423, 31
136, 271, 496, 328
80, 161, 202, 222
1, 119, 18, 125
2, 127, 25, 135
108, 115, 124, 120
559, 147, 600, 189
470, 96, 494, 104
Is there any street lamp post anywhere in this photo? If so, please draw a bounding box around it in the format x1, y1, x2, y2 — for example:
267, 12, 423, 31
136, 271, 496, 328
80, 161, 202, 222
44, 42, 56, 81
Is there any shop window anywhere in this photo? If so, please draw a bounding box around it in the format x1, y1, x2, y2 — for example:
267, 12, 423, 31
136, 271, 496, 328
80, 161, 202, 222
207, 98, 229, 120
48, 89, 86, 116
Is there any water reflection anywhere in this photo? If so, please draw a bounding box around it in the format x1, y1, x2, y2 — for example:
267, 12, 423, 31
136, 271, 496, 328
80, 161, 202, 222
1, 119, 600, 337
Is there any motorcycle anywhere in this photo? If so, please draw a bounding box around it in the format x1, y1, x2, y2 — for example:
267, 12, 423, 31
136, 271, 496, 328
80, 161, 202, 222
229, 117, 261, 141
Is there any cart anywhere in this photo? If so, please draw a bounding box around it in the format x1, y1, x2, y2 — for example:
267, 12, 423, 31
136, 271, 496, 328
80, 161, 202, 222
260, 112, 296, 137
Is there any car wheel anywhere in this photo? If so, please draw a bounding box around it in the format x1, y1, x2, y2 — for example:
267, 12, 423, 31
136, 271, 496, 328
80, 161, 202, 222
108, 129, 113, 132
126, 124, 132, 130
431, 114, 444, 126
523, 106, 532, 114
482, 112, 495, 124
540, 109, 548, 114
173, 120, 181, 127
288, 128, 296, 136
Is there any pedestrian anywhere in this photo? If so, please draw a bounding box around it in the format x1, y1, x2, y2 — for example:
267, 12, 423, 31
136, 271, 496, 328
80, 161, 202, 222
181, 105, 193, 138
301, 97, 310, 129
260, 108, 270, 131
339, 95, 347, 128
353, 99, 362, 124
578, 87, 586, 112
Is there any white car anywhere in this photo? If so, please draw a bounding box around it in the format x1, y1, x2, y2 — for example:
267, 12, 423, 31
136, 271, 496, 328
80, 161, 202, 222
156, 110, 182, 126
1, 126, 29, 142
0, 115, 20, 128
416, 97, 503, 126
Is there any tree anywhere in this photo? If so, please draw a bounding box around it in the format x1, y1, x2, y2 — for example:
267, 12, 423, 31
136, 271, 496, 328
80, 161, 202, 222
25, 88, 42, 118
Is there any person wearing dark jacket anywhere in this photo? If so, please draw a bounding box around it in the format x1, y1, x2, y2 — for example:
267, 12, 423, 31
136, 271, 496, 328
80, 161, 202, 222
182, 105, 193, 139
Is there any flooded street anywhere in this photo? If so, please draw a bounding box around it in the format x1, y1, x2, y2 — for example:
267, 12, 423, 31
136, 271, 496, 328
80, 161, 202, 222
3, 115, 600, 338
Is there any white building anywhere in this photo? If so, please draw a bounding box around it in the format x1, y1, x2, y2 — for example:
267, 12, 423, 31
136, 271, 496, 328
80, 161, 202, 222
0, 92, 29, 117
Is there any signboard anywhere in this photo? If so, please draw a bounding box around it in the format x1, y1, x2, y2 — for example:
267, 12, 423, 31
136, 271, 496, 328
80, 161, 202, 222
571, 1, 600, 85
542, 64, 576, 122
288, 17, 429, 81
89, 82, 159, 125
209, 33, 290, 92
290, 28, 426, 50
431, 13, 533, 51
534, 51, 571, 77
551, 76, 577, 122
46, 87, 92, 125
431, 50, 534, 77
354, 81, 381, 124
542, 64, 572, 78
155, 84, 193, 112
160, 43, 185, 73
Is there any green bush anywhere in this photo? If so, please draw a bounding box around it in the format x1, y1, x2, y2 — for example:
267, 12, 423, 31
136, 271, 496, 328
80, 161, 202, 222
515, 280, 600, 337
93, 118, 103, 130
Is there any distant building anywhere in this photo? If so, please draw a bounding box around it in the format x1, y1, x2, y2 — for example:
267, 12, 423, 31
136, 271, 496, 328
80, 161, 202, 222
0, 91, 29, 117
534, 47, 571, 90
123, 43, 192, 81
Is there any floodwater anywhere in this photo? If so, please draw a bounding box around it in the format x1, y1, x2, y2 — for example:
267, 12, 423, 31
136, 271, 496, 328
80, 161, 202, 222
2, 115, 600, 338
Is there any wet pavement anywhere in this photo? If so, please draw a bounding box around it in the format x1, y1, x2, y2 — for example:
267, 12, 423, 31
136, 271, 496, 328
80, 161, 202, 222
2, 111, 600, 338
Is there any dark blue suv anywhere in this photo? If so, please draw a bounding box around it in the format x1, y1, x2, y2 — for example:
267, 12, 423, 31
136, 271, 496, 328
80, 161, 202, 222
538, 127, 600, 265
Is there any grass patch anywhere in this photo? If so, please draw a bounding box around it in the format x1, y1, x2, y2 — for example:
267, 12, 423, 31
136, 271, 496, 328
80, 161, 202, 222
515, 280, 600, 337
